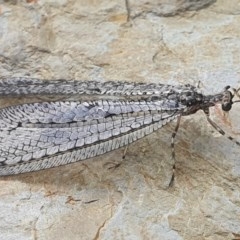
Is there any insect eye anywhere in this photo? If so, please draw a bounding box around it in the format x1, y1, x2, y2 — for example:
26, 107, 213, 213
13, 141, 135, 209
222, 102, 232, 111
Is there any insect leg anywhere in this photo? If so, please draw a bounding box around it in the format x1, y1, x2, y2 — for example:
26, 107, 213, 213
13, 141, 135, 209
122, 145, 129, 159
203, 108, 240, 146
171, 115, 182, 160
105, 145, 129, 170
169, 115, 182, 186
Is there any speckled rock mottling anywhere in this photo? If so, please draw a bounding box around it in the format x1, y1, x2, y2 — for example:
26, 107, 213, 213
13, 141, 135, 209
0, 1, 240, 239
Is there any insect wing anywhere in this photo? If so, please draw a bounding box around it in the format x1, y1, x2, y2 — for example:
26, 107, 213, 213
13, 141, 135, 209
0, 100, 181, 175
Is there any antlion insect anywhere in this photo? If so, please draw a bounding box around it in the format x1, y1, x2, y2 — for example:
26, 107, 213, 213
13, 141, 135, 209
0, 78, 239, 176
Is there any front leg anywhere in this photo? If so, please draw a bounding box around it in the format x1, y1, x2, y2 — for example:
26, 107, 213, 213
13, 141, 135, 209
203, 108, 240, 146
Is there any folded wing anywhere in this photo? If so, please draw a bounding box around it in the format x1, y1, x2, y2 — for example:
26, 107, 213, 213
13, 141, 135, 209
0, 99, 183, 175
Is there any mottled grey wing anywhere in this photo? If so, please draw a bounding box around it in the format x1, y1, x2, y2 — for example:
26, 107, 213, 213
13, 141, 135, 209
0, 100, 183, 175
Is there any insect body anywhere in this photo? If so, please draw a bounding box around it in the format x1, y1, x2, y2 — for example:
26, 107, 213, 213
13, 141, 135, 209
0, 78, 238, 176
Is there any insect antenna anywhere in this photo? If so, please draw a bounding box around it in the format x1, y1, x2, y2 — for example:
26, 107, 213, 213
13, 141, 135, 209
232, 87, 240, 104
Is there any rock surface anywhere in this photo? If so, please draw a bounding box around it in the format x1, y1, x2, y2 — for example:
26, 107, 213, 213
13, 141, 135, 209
0, 1, 240, 239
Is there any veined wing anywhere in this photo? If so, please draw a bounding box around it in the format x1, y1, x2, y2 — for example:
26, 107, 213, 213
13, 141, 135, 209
0, 99, 184, 175
0, 77, 197, 102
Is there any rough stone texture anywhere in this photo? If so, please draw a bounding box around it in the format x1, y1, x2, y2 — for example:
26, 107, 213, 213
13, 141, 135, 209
0, 0, 240, 239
